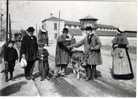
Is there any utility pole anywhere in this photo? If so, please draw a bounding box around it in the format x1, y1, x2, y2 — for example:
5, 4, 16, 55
9, 13, 12, 40
0, 14, 3, 40
0, 14, 3, 32
58, 10, 60, 38
36, 24, 38, 38
6, 0, 9, 43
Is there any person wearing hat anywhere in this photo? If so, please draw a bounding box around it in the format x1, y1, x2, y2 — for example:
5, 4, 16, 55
20, 26, 38, 80
38, 27, 49, 46
4, 40, 18, 81
68, 26, 102, 80
55, 28, 72, 77
111, 28, 132, 79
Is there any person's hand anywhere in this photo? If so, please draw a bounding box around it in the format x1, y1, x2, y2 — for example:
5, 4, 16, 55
22, 54, 26, 59
15, 60, 18, 64
67, 45, 73, 49
114, 44, 118, 48
4, 61, 8, 65
90, 47, 94, 50
89, 47, 94, 51
126, 45, 129, 49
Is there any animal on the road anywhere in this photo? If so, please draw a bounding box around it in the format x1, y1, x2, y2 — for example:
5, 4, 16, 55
70, 50, 86, 79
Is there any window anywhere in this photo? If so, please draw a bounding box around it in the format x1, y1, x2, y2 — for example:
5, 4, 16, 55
54, 23, 57, 30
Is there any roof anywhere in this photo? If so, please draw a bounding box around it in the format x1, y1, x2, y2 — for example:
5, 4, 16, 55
80, 15, 98, 21
65, 20, 80, 26
68, 29, 82, 36
42, 16, 64, 22
97, 24, 118, 29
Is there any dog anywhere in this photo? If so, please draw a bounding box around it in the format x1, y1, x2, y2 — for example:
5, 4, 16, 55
70, 50, 86, 79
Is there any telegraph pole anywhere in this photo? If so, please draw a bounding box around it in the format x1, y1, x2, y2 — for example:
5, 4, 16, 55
0, 14, 3, 41
9, 14, 11, 40
6, 0, 9, 43
58, 10, 60, 37
0, 14, 3, 32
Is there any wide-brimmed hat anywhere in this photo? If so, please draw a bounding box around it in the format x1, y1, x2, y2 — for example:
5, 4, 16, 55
85, 26, 97, 31
26, 26, 35, 32
40, 26, 47, 33
63, 28, 69, 33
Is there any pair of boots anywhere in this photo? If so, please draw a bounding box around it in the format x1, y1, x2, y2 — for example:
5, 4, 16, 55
53, 67, 66, 78
40, 73, 50, 81
85, 65, 97, 81
5, 71, 13, 82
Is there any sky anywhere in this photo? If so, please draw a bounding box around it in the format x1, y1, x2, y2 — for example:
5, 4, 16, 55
0, 0, 137, 31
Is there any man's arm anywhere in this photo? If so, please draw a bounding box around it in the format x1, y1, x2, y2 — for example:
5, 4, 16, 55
20, 36, 27, 59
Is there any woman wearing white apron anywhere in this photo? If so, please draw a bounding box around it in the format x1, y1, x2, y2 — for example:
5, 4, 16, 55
111, 29, 134, 80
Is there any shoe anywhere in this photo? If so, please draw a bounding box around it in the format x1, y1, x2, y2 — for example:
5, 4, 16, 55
5, 78, 8, 82
85, 77, 90, 81
46, 77, 50, 80
40, 78, 45, 81
26, 76, 31, 80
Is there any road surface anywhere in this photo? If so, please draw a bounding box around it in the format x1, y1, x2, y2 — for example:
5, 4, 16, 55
0, 42, 136, 97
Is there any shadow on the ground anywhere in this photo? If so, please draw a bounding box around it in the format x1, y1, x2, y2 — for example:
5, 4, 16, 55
87, 75, 136, 97
0, 81, 27, 96
50, 77, 85, 97
95, 70, 102, 78
13, 73, 25, 80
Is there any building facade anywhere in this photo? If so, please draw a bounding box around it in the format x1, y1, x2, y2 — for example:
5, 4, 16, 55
42, 16, 81, 42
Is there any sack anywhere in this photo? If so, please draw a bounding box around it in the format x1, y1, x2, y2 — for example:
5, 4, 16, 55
20, 58, 27, 68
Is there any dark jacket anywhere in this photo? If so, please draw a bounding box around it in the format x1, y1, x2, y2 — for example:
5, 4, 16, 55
37, 47, 49, 63
4, 47, 18, 62
112, 33, 129, 48
20, 34, 38, 62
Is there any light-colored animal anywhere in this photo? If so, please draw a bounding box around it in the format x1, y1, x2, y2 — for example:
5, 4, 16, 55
70, 50, 86, 79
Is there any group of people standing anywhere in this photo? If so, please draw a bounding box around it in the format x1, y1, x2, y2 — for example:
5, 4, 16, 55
1, 24, 131, 82
1, 26, 50, 82
55, 26, 102, 80
54, 26, 131, 81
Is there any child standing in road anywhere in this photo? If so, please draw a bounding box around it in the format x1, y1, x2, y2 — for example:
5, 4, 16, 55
4, 40, 18, 82
37, 42, 50, 81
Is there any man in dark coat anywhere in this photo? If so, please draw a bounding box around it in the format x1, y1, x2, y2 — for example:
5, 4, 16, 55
4, 40, 18, 81
55, 28, 71, 77
20, 27, 38, 80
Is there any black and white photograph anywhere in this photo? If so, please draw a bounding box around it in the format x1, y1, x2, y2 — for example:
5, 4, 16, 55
0, 0, 137, 97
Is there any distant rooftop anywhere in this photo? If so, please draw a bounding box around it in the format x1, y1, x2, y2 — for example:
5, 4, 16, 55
80, 15, 98, 21
65, 20, 80, 26
42, 16, 64, 22
97, 24, 118, 29
42, 16, 80, 26
68, 29, 82, 36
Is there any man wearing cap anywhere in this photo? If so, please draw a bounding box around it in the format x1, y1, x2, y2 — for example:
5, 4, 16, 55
20, 27, 38, 80
68, 26, 102, 80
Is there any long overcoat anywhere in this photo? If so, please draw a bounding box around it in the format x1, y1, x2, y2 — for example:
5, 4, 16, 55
73, 34, 102, 65
55, 35, 71, 65
20, 34, 38, 62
